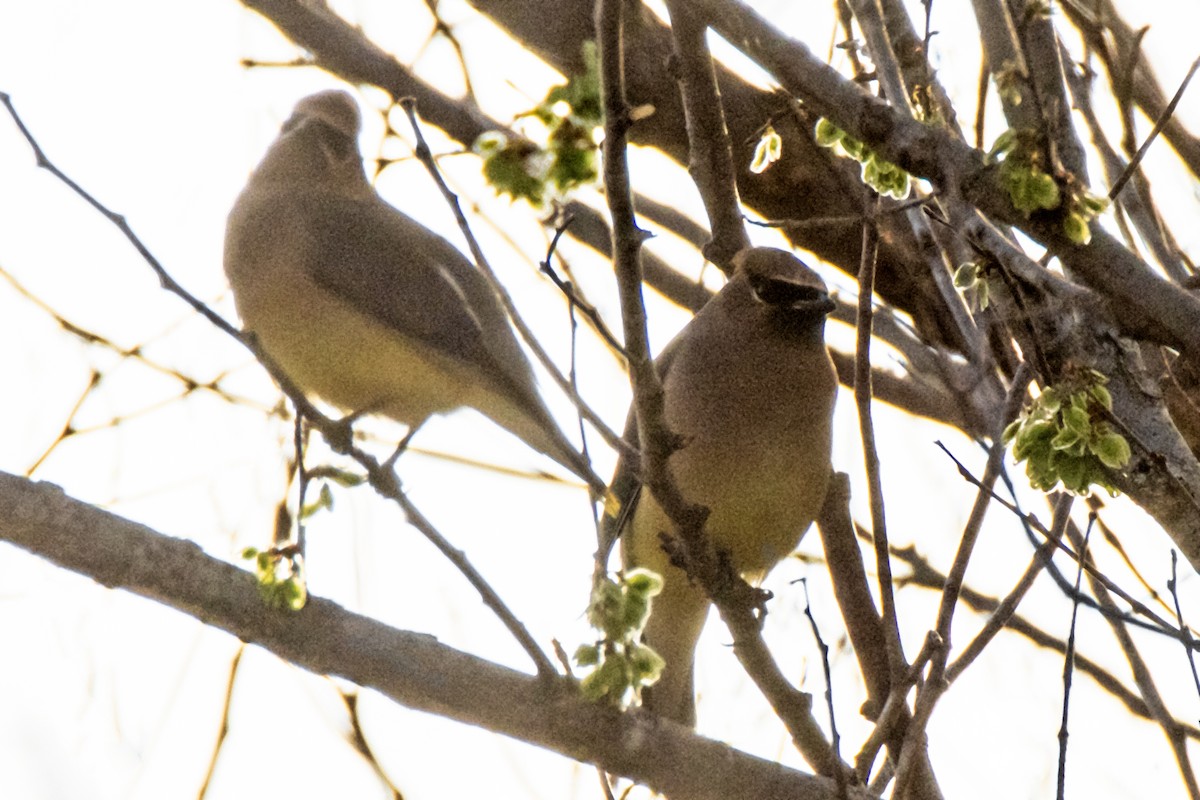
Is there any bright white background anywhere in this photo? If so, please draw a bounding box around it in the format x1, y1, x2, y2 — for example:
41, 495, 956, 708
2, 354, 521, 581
1, 1, 1199, 798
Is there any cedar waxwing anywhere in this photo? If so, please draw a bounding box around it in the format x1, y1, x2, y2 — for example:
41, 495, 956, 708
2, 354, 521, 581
615, 247, 837, 727
224, 90, 605, 493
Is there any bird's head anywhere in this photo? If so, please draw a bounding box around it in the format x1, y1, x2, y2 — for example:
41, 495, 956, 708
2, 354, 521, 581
252, 90, 368, 194
733, 247, 836, 321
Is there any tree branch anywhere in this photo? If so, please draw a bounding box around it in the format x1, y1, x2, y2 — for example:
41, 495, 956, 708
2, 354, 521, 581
0, 470, 874, 800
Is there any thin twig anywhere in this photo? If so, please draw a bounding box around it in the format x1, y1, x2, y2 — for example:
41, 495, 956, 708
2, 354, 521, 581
936, 442, 1185, 641
1168, 551, 1200, 704
539, 217, 627, 355
1072, 520, 1200, 800
854, 200, 906, 681
948, 492, 1074, 680
341, 691, 405, 798
889, 532, 1200, 740
801, 579, 848, 800
197, 645, 245, 800
419, 0, 477, 103
24, 371, 99, 476
894, 364, 1029, 797
1056, 513, 1092, 800
1109, 55, 1200, 202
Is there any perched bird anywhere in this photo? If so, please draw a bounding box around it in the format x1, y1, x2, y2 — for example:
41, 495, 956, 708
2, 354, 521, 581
224, 90, 605, 492
614, 247, 838, 727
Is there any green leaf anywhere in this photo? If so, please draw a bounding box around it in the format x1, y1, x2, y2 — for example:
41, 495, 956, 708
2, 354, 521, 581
885, 168, 912, 200
586, 579, 623, 630
300, 483, 334, 519
629, 643, 665, 683
862, 155, 882, 189
987, 129, 1018, 161
814, 118, 844, 147
574, 644, 601, 667
1027, 170, 1061, 211
1061, 405, 1091, 436
280, 578, 308, 611
1050, 425, 1083, 451
622, 593, 651, 634
480, 139, 547, 205
625, 568, 664, 597
1091, 430, 1132, 469
1090, 384, 1113, 411
1026, 458, 1058, 491
544, 40, 602, 125
1055, 454, 1091, 494
750, 125, 783, 174
1063, 211, 1092, 245
578, 663, 612, 701
1080, 193, 1109, 215
954, 262, 980, 289
976, 280, 990, 310
1014, 419, 1056, 460
840, 135, 866, 160
323, 467, 366, 488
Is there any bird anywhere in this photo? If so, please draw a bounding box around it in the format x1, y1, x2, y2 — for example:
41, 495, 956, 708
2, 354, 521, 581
224, 90, 606, 493
612, 246, 838, 727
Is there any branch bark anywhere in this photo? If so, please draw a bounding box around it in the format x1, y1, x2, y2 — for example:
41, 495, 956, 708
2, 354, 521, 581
0, 470, 873, 800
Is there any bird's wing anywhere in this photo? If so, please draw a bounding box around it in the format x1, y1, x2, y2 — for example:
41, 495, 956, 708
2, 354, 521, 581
295, 193, 544, 409
604, 334, 690, 560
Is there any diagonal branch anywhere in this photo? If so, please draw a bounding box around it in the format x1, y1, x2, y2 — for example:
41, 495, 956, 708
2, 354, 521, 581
0, 470, 874, 800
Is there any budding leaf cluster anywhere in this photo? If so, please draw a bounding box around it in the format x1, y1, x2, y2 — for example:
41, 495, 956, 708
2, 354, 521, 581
814, 118, 911, 199
988, 129, 1108, 244
242, 547, 308, 611
575, 569, 666, 707
1003, 373, 1132, 495
475, 41, 601, 206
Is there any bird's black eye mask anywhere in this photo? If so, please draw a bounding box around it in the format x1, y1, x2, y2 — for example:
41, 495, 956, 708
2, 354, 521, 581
748, 273, 836, 317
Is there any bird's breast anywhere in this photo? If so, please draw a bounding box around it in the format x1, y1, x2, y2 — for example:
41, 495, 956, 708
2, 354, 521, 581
662, 348, 836, 575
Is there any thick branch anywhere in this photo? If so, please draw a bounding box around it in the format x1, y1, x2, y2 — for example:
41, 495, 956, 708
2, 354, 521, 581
691, 0, 1200, 358
0, 471, 872, 800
